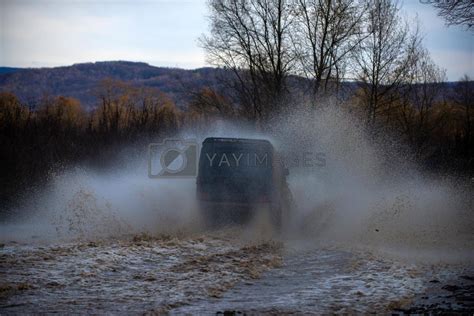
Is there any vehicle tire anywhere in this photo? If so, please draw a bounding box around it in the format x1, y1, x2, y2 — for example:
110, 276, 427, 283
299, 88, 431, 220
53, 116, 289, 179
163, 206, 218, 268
200, 202, 218, 229
271, 204, 282, 231
278, 178, 294, 232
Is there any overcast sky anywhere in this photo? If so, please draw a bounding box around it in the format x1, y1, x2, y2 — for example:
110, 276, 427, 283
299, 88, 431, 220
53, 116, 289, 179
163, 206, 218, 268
0, 0, 472, 80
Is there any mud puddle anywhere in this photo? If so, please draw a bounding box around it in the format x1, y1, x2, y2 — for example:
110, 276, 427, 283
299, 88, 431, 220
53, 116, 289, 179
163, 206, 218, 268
174, 243, 474, 314
1, 231, 473, 314
0, 230, 282, 314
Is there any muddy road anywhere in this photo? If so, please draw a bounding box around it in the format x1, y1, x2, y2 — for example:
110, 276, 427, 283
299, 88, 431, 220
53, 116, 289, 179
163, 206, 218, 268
1, 112, 473, 313
1, 229, 473, 314
0, 230, 281, 314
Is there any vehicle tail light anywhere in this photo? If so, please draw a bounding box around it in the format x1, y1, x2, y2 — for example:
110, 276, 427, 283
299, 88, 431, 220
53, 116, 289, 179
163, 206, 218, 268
257, 194, 270, 203
197, 189, 209, 200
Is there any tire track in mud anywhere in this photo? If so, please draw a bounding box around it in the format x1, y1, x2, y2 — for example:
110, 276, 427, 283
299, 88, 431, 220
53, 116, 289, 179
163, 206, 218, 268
0, 231, 282, 314
174, 245, 474, 314
1, 230, 473, 314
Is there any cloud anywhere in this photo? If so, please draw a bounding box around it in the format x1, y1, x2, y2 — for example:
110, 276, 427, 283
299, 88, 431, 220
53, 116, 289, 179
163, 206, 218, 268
431, 50, 474, 80
0, 0, 207, 68
0, 0, 471, 79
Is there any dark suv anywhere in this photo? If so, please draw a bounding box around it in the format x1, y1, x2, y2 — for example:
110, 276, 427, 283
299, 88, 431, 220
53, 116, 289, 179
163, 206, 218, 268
196, 137, 292, 227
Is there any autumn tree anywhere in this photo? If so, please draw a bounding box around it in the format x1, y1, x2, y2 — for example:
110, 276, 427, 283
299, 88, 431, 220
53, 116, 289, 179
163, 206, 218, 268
189, 87, 235, 118
0, 92, 30, 137
452, 75, 474, 152
393, 47, 447, 157
93, 79, 180, 139
37, 96, 85, 131
0, 93, 31, 208
93, 79, 130, 136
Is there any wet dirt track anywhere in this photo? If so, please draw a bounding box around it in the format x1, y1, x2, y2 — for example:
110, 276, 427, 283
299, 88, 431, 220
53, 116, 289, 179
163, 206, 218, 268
1, 231, 473, 314
176, 244, 474, 314
0, 232, 282, 314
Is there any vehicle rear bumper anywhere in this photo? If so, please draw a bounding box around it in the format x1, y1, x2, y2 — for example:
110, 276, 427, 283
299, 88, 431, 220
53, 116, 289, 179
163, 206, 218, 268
198, 200, 270, 207
198, 200, 271, 225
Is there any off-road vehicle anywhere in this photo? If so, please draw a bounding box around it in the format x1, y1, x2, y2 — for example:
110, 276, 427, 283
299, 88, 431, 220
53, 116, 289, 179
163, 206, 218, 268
196, 137, 292, 227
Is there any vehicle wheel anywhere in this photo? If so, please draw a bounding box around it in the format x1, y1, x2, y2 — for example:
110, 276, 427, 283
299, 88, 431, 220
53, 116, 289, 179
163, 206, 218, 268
200, 202, 218, 229
271, 204, 282, 231
278, 178, 294, 232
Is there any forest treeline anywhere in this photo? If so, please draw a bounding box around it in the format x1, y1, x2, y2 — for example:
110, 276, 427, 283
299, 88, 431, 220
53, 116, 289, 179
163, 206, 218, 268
1, 0, 473, 212
0, 74, 472, 208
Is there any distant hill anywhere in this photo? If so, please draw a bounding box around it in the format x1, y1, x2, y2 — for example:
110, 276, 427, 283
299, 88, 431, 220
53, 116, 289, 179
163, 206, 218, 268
0, 61, 458, 111
0, 61, 230, 110
0, 67, 23, 75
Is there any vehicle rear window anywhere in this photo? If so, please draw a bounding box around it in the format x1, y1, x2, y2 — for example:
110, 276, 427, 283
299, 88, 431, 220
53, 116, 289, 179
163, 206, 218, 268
198, 142, 273, 179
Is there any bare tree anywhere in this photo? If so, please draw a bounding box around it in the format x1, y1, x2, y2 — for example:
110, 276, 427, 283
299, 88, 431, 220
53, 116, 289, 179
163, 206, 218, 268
201, 0, 297, 123
453, 75, 474, 151
292, 0, 367, 99
426, 0, 474, 30
395, 47, 447, 155
354, 0, 420, 128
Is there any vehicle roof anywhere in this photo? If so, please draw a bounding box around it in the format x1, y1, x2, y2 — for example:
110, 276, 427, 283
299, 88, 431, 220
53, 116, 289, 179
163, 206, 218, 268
203, 137, 273, 146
